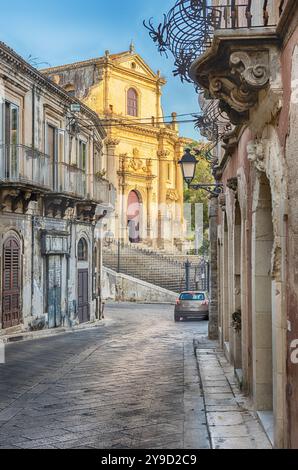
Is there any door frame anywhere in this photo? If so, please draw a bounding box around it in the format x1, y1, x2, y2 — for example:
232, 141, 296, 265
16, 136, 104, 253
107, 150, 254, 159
77, 268, 89, 324
1, 235, 22, 329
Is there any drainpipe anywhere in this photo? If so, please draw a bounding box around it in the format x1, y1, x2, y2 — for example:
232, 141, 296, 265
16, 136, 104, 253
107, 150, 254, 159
30, 85, 36, 317
95, 210, 108, 319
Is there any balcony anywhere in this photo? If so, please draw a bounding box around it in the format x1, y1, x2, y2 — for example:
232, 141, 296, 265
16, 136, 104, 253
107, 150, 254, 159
58, 163, 86, 199
0, 144, 52, 191
145, 1, 277, 84
93, 176, 117, 206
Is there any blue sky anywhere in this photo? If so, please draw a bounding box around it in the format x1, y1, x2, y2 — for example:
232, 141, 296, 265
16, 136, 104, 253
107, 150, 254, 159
0, 0, 200, 140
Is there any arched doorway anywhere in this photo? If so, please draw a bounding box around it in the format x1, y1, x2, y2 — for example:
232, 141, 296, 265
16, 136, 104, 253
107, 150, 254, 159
233, 201, 242, 372
2, 236, 21, 329
252, 173, 274, 413
223, 214, 230, 350
127, 190, 141, 243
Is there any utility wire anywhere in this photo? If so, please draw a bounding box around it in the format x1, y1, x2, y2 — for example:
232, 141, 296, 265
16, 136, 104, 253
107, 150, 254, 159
99, 112, 200, 122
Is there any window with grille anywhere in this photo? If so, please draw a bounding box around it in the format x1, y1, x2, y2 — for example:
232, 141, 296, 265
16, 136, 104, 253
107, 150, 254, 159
78, 238, 88, 261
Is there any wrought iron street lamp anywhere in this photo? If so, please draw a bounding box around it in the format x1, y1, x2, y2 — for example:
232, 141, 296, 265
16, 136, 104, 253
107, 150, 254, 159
178, 148, 197, 185
178, 148, 224, 197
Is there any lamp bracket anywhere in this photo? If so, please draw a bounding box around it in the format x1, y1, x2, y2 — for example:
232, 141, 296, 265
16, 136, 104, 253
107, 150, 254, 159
188, 183, 224, 197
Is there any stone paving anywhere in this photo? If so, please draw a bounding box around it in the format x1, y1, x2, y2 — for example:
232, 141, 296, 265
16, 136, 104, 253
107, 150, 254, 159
0, 303, 210, 449
194, 339, 272, 450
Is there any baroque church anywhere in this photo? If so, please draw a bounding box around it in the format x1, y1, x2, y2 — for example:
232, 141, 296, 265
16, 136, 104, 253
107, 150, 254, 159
43, 44, 190, 250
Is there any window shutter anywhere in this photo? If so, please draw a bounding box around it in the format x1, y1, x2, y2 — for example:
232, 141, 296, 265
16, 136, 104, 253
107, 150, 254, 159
58, 129, 65, 163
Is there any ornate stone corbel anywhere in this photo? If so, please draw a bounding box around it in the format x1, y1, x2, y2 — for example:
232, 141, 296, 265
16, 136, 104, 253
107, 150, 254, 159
230, 51, 270, 89
207, 50, 270, 124
247, 140, 266, 172
210, 77, 259, 115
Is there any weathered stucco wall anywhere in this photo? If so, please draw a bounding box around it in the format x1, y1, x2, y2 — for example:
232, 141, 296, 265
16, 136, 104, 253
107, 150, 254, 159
102, 267, 177, 304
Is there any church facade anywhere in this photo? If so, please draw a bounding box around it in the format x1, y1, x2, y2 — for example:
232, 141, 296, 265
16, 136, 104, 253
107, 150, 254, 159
43, 46, 190, 250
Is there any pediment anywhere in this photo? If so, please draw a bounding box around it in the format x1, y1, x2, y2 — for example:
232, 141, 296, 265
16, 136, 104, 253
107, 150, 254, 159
113, 54, 158, 79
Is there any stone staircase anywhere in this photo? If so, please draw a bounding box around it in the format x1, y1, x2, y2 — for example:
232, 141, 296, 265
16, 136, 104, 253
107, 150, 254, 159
103, 243, 208, 294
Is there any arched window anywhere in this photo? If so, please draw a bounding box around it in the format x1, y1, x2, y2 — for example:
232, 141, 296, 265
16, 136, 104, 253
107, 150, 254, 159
127, 88, 138, 117
78, 238, 88, 261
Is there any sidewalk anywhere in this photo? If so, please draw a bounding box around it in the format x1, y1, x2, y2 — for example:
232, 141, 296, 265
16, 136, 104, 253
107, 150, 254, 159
194, 337, 272, 450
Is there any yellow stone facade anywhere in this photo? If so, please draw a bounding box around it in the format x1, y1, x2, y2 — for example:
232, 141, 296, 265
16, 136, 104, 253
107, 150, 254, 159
43, 47, 190, 249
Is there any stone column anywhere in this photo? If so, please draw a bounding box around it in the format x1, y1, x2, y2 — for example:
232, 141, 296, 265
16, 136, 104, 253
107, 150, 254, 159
208, 195, 219, 340
158, 150, 169, 249
147, 184, 153, 243
105, 138, 119, 188
105, 138, 120, 239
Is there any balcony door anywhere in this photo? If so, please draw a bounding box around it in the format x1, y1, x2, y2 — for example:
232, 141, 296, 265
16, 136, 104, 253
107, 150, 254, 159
46, 124, 58, 191
1, 237, 21, 329
47, 255, 62, 328
2, 102, 19, 179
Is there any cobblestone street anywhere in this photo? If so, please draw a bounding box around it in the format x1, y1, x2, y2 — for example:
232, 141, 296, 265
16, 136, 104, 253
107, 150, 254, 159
0, 304, 210, 449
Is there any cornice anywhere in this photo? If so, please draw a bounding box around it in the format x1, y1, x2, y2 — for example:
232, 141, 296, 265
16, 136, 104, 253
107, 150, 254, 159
0, 41, 105, 137
117, 171, 156, 181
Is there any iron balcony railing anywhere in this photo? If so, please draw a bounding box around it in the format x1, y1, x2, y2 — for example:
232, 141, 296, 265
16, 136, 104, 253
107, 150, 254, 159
58, 163, 86, 198
144, 0, 277, 83
0, 144, 52, 190
93, 176, 117, 206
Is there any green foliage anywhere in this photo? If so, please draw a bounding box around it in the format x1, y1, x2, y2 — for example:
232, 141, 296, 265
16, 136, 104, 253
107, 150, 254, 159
183, 141, 213, 227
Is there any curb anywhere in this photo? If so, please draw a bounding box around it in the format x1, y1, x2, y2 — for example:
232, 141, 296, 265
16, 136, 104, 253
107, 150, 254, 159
0, 319, 112, 345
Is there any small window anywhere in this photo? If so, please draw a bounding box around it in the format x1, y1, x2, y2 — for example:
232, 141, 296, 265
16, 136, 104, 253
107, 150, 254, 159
78, 140, 87, 171
78, 238, 88, 261
127, 88, 138, 117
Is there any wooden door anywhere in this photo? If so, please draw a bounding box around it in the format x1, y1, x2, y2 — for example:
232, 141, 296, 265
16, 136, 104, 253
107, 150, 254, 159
2, 237, 21, 329
78, 269, 89, 323
47, 256, 62, 328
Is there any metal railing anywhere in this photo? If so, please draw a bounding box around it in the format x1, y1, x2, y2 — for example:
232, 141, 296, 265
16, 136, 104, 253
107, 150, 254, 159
144, 0, 277, 83
103, 240, 209, 293
93, 176, 117, 206
58, 163, 86, 198
0, 144, 52, 190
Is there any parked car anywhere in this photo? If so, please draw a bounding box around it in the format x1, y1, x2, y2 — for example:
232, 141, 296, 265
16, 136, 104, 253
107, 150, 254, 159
174, 291, 209, 322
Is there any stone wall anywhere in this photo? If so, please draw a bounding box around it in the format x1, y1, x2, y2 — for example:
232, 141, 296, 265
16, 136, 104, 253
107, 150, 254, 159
102, 267, 178, 304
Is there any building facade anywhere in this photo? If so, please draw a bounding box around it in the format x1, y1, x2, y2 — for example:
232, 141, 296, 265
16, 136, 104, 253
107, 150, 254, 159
42, 47, 189, 250
187, 0, 298, 448
0, 42, 115, 333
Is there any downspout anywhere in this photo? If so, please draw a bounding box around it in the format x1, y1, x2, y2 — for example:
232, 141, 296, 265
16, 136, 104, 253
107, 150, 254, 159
31, 85, 35, 316
95, 210, 108, 319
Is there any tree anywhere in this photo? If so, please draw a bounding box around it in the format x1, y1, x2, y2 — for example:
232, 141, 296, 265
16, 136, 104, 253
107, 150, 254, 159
183, 142, 214, 255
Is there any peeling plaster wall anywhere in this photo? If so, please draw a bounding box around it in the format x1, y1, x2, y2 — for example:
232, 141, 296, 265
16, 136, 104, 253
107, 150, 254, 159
0, 212, 97, 331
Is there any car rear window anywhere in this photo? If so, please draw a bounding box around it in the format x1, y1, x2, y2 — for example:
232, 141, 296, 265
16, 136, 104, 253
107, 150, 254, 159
179, 293, 206, 301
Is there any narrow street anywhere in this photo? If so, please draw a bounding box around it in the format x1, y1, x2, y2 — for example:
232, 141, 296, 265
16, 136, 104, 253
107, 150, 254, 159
0, 304, 210, 449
